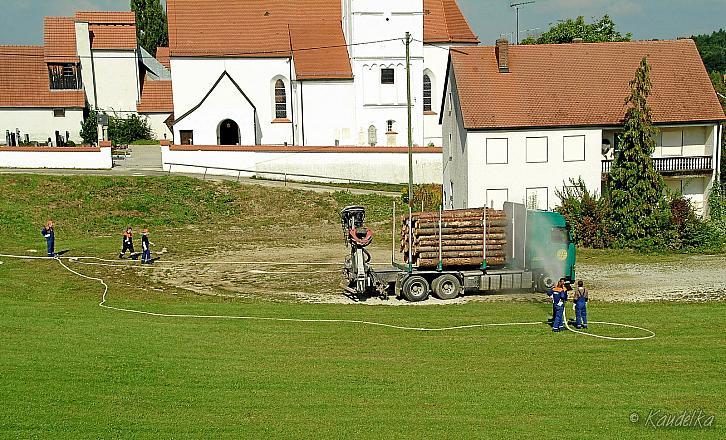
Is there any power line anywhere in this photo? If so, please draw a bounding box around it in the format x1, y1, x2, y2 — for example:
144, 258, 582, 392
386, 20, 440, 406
0, 37, 405, 60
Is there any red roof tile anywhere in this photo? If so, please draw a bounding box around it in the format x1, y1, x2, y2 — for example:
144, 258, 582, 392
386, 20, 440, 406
89, 23, 137, 50
289, 23, 352, 80
450, 40, 726, 130
74, 11, 136, 25
155, 47, 171, 69
43, 17, 79, 63
137, 77, 173, 113
424, 0, 479, 44
0, 46, 85, 108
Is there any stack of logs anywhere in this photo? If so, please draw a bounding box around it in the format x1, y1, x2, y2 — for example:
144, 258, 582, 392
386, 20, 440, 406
401, 208, 508, 268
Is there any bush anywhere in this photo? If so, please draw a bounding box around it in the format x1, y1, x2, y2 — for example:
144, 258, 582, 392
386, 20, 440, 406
79, 110, 152, 146
401, 184, 443, 212
555, 178, 609, 248
80, 110, 98, 145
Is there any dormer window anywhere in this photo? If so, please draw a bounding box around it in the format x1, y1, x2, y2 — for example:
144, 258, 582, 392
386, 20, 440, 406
48, 63, 81, 90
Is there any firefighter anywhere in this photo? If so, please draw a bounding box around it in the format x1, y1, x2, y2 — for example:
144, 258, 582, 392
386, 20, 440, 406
41, 220, 56, 257
141, 229, 152, 264
573, 280, 589, 329
119, 227, 135, 259
548, 278, 568, 332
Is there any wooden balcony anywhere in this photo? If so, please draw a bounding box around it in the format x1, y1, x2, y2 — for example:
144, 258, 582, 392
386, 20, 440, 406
602, 156, 713, 176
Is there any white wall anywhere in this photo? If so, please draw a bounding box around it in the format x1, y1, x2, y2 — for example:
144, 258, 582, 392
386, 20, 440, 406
442, 69, 468, 209
171, 57, 294, 146
0, 147, 112, 169
0, 108, 84, 144
141, 113, 173, 141
349, 0, 425, 147
161, 145, 442, 184
463, 128, 603, 210
92, 50, 140, 113
298, 80, 356, 146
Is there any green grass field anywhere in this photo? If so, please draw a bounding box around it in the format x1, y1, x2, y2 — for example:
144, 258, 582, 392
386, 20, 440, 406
0, 175, 724, 439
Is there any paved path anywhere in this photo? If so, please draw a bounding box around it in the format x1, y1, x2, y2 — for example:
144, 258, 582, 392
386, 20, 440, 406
0, 145, 401, 197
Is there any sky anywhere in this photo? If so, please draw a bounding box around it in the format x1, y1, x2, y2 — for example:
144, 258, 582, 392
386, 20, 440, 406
0, 0, 724, 46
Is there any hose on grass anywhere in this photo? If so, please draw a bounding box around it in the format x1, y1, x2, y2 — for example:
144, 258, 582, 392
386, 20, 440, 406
1, 253, 655, 339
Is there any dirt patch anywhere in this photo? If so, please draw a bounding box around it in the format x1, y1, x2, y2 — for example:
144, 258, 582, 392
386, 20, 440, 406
143, 244, 726, 305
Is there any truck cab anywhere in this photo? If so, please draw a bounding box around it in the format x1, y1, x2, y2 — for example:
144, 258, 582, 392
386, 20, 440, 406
526, 210, 576, 291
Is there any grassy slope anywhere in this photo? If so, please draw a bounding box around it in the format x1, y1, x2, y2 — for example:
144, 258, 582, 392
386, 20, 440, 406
0, 175, 724, 439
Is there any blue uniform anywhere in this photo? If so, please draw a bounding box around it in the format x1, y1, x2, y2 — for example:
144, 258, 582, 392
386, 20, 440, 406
141, 234, 151, 264
574, 288, 588, 328
548, 287, 568, 331
41, 227, 55, 257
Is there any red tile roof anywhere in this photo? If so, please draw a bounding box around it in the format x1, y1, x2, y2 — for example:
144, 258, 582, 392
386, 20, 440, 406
167, 0, 476, 78
0, 46, 86, 108
137, 77, 173, 113
424, 0, 479, 44
155, 47, 171, 69
450, 40, 726, 130
89, 23, 137, 50
289, 23, 352, 80
43, 17, 79, 63
75, 11, 136, 25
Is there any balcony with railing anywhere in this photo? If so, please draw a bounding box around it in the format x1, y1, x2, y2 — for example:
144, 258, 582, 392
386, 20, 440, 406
602, 156, 713, 175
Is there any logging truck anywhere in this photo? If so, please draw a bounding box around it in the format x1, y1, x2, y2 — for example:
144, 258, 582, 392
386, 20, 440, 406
341, 202, 576, 302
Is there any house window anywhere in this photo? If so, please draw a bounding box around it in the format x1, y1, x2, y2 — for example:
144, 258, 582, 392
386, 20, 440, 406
53, 109, 66, 118
48, 64, 81, 90
381, 68, 395, 84
563, 135, 586, 162
661, 129, 684, 157
526, 187, 548, 210
180, 130, 194, 145
386, 120, 395, 133
526, 137, 548, 163
274, 79, 287, 119
486, 189, 509, 210
423, 74, 432, 112
486, 138, 508, 164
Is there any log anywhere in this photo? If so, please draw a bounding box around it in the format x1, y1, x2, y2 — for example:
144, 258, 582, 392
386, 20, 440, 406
416, 257, 506, 268
417, 251, 505, 259
414, 219, 508, 229
410, 208, 505, 220
413, 245, 504, 253
413, 227, 506, 235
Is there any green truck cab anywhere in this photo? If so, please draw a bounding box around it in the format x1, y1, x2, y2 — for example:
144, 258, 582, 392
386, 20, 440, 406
525, 210, 576, 292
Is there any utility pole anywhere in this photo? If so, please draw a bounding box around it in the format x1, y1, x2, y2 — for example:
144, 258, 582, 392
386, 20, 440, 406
510, 1, 535, 44
405, 31, 413, 210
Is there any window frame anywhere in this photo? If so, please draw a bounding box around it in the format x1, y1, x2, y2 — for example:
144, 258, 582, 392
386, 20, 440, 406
274, 79, 288, 120
53, 109, 66, 118
485, 138, 509, 164
423, 73, 432, 112
562, 135, 586, 163
526, 187, 549, 210
525, 136, 548, 163
179, 130, 194, 145
381, 68, 395, 85
485, 188, 509, 210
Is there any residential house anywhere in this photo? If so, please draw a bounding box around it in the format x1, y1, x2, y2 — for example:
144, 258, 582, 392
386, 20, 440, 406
441, 39, 725, 214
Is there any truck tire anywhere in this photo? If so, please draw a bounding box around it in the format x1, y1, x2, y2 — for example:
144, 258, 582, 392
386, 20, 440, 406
402, 275, 430, 302
432, 274, 462, 300
536, 275, 555, 293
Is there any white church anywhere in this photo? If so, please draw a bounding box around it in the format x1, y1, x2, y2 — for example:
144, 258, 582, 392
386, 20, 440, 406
165, 0, 479, 148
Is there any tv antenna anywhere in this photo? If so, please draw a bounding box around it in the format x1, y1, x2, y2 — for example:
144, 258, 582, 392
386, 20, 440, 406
510, 1, 535, 44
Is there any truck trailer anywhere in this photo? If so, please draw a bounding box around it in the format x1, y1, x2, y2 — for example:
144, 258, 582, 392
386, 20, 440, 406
341, 202, 576, 301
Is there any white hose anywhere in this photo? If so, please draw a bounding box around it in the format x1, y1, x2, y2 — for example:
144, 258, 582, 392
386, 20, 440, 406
1, 253, 656, 338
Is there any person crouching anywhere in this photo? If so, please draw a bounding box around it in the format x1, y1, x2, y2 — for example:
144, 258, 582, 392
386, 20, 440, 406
573, 280, 589, 329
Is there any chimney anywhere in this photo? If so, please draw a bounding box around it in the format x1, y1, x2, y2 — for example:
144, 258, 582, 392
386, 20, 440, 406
496, 38, 509, 73
572, 38, 584, 43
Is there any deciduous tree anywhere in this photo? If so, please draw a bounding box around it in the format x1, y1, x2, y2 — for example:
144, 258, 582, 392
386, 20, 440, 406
521, 15, 631, 45
131, 0, 168, 56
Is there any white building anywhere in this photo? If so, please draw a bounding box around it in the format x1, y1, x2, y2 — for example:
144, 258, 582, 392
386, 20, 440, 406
442, 39, 725, 214
0, 11, 175, 145
165, 0, 478, 147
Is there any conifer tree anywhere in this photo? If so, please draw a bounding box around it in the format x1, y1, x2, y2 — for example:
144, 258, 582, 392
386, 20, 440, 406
131, 0, 169, 56
607, 57, 666, 243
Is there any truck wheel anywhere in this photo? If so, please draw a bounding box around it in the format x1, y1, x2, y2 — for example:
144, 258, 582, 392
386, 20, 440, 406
536, 275, 555, 293
432, 274, 462, 300
402, 275, 430, 302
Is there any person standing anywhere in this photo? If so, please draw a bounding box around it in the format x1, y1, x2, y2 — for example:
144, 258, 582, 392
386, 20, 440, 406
119, 227, 135, 259
548, 278, 568, 332
141, 229, 152, 264
41, 220, 56, 257
573, 280, 589, 329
